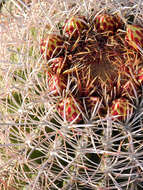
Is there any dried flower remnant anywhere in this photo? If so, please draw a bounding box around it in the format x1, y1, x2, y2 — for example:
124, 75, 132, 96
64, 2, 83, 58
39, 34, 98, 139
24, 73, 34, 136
46, 57, 66, 74
94, 14, 121, 34
137, 67, 143, 84
63, 15, 88, 38
47, 72, 65, 95
110, 98, 133, 121
57, 96, 82, 123
125, 24, 143, 51
40, 34, 64, 59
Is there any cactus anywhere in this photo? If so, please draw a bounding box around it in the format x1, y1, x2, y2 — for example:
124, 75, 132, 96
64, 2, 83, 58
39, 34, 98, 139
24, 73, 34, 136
40, 34, 64, 60
125, 24, 143, 51
94, 14, 122, 34
63, 15, 88, 38
57, 95, 83, 123
109, 98, 133, 121
1, 1, 143, 190
46, 57, 66, 74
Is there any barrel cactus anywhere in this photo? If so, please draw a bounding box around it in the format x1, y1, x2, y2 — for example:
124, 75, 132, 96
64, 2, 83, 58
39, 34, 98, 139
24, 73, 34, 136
0, 0, 143, 190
